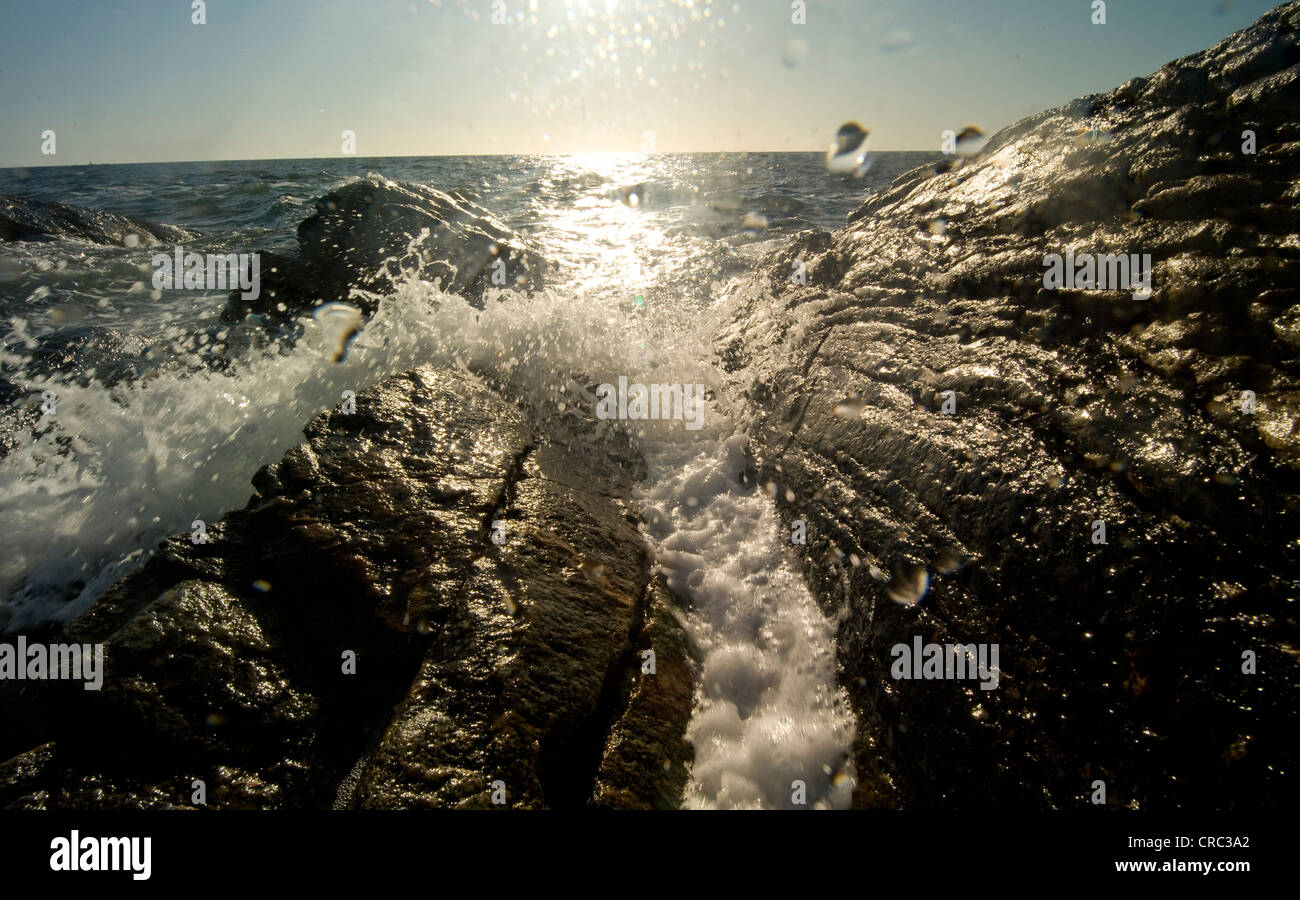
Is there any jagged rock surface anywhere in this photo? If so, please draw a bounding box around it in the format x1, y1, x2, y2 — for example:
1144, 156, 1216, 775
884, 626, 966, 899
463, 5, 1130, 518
223, 177, 552, 321
715, 1, 1300, 809
0, 367, 690, 809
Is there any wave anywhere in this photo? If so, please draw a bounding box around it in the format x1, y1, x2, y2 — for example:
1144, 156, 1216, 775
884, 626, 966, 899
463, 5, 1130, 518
0, 266, 858, 807
0, 272, 702, 628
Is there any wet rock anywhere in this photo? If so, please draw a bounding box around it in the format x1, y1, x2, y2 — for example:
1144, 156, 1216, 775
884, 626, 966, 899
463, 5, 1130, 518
223, 176, 552, 321
716, 1, 1300, 810
0, 195, 196, 246
590, 578, 695, 810
0, 366, 686, 809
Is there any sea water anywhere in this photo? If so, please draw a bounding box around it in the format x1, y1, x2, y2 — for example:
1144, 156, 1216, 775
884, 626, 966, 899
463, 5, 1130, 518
0, 151, 936, 806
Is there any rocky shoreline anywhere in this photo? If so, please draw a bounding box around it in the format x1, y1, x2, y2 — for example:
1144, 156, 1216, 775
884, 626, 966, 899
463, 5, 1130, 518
2, 2, 1298, 810
0, 367, 692, 809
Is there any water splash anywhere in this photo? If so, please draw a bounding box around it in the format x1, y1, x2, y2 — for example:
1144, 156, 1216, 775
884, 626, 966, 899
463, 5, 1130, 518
0, 154, 871, 809
0, 279, 644, 630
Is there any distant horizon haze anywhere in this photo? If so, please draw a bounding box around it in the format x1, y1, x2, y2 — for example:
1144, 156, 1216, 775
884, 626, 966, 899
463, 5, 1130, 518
0, 0, 1283, 168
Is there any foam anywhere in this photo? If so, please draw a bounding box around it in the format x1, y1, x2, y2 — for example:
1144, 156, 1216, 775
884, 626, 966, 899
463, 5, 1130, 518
0, 281, 640, 629
638, 432, 858, 809
1, 222, 857, 809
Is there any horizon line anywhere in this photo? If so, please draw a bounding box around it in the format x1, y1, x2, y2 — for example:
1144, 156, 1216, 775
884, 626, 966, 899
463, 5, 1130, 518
0, 148, 944, 172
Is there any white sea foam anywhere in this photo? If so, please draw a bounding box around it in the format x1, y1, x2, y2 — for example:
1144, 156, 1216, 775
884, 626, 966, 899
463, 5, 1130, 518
1, 218, 856, 809
0, 281, 634, 629
640, 432, 857, 809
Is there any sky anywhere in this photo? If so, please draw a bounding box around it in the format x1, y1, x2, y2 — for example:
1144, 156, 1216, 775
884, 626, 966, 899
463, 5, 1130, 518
0, 0, 1284, 165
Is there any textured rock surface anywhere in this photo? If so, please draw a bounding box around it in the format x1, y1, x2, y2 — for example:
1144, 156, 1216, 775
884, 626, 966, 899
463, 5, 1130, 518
715, 2, 1300, 809
0, 195, 196, 246
0, 366, 690, 809
223, 177, 552, 321
589, 578, 694, 810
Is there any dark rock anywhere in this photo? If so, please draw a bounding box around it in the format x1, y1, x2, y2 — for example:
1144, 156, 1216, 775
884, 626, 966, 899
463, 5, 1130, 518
590, 578, 695, 810
0, 195, 196, 246
715, 1, 1300, 809
0, 366, 688, 809
223, 177, 552, 322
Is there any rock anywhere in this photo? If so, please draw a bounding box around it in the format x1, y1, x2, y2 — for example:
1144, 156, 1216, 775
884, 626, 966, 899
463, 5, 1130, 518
590, 578, 695, 810
0, 366, 689, 809
223, 176, 552, 321
0, 195, 196, 246
715, 1, 1300, 809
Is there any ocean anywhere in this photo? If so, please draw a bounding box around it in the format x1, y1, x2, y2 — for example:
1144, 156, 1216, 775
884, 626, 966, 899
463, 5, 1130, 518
0, 150, 937, 808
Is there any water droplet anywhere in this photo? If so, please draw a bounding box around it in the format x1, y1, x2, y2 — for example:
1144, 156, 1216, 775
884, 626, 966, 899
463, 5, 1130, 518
954, 126, 988, 159
1075, 121, 1114, 145
887, 565, 929, 606
782, 38, 809, 67
880, 29, 914, 52
834, 396, 866, 417
0, 258, 25, 282
826, 122, 871, 175
619, 182, 648, 208
312, 302, 364, 363
934, 548, 961, 575
49, 303, 89, 325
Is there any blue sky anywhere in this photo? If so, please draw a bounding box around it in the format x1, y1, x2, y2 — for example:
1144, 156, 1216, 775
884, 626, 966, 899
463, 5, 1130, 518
0, 0, 1282, 165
